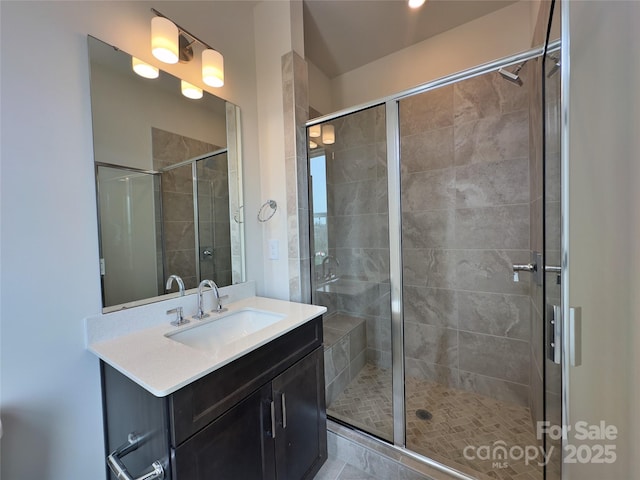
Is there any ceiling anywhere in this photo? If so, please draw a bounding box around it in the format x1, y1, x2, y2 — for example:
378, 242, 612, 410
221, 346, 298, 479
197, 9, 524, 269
303, 0, 519, 78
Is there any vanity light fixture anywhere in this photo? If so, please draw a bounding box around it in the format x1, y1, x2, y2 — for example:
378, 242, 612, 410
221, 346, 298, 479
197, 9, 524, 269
181, 80, 203, 99
322, 124, 335, 145
151, 8, 225, 88
408, 0, 426, 8
131, 57, 159, 79
309, 140, 318, 149
151, 16, 180, 64
309, 124, 321, 138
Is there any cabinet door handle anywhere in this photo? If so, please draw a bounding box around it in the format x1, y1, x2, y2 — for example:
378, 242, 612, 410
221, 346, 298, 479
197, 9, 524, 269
281, 393, 287, 429
270, 401, 276, 439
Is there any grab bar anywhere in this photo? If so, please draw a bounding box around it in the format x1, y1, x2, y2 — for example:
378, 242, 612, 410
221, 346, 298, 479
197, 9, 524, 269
107, 432, 165, 480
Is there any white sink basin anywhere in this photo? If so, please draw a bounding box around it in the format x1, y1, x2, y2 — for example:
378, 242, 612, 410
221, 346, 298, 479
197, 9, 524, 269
166, 308, 286, 354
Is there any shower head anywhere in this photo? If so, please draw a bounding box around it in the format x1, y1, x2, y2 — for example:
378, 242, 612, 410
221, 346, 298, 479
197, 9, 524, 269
498, 61, 526, 86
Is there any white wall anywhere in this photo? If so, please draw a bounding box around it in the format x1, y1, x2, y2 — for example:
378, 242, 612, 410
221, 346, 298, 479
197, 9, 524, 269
253, 0, 303, 300
329, 0, 534, 110
0, 2, 261, 478
90, 61, 227, 170
566, 1, 639, 478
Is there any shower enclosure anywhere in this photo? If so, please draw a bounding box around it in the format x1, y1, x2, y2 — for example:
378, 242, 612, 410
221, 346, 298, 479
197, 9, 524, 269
96, 148, 232, 306
308, 29, 563, 479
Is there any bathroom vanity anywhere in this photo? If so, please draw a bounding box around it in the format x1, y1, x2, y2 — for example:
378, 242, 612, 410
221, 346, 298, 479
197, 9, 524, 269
89, 296, 327, 480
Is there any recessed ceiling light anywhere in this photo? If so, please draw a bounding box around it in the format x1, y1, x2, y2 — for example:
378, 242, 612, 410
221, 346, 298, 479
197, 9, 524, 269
408, 0, 426, 9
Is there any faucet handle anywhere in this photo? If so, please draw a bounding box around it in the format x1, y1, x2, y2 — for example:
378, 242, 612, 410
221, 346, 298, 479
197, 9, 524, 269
167, 307, 189, 327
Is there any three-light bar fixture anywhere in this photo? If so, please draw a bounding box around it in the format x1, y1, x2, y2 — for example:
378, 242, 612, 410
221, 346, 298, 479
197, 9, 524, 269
132, 8, 224, 100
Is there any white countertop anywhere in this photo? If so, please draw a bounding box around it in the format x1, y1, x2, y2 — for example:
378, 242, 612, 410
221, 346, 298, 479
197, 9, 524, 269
88, 296, 326, 397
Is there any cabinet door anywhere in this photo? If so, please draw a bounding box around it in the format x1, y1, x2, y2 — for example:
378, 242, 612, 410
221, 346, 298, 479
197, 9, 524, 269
173, 383, 276, 480
272, 347, 327, 480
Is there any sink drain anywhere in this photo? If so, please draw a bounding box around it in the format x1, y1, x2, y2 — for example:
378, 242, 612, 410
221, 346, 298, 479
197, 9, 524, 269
416, 409, 432, 421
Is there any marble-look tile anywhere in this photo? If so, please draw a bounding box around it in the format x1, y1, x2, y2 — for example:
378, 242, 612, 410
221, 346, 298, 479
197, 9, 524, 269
401, 167, 455, 212
399, 85, 454, 136
400, 126, 454, 173
366, 348, 391, 369
350, 322, 367, 360
531, 196, 543, 253
162, 191, 194, 222
458, 370, 530, 407
545, 200, 561, 247
458, 331, 529, 384
455, 156, 529, 208
333, 214, 389, 249
530, 302, 544, 376
454, 110, 529, 166
323, 326, 345, 349
404, 357, 459, 388
338, 283, 389, 318
332, 107, 380, 151
545, 149, 562, 203
313, 457, 346, 480
162, 167, 193, 194
166, 250, 196, 284
404, 322, 458, 367
350, 350, 366, 381
365, 317, 391, 352
336, 464, 379, 480
163, 221, 195, 251
403, 249, 456, 289
454, 249, 530, 295
402, 210, 454, 249
455, 206, 529, 250
326, 366, 351, 406
529, 356, 544, 428
330, 144, 379, 183
333, 433, 400, 480
376, 175, 389, 215
325, 313, 366, 333
458, 291, 530, 340
403, 285, 457, 328
334, 248, 389, 284
333, 179, 380, 216
453, 69, 528, 124
325, 335, 350, 385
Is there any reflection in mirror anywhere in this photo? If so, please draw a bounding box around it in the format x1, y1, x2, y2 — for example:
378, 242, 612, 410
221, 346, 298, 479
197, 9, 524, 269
88, 36, 245, 311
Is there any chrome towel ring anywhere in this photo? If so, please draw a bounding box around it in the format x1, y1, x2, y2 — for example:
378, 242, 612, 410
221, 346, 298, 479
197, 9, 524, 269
258, 199, 277, 222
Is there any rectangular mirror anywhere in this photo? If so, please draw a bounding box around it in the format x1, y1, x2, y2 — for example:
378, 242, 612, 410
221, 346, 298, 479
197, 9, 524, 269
88, 36, 245, 312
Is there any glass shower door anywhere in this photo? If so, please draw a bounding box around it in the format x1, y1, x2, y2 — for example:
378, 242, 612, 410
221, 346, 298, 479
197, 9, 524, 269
195, 151, 232, 287
308, 105, 394, 442
398, 66, 543, 479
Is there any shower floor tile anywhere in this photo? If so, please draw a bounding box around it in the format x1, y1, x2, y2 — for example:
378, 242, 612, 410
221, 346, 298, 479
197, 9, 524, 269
328, 363, 543, 480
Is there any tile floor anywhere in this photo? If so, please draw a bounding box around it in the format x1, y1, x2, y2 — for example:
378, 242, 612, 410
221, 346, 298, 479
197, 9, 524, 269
328, 363, 543, 480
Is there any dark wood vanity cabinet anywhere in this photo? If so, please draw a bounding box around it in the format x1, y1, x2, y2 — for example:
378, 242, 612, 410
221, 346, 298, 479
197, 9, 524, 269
101, 316, 326, 480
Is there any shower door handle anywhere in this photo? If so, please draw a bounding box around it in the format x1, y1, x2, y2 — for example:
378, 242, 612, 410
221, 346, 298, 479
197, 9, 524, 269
547, 304, 562, 364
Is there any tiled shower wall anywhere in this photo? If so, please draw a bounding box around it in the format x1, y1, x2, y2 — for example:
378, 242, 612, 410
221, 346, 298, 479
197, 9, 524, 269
400, 67, 533, 407
151, 127, 220, 290
196, 153, 232, 287
324, 106, 392, 369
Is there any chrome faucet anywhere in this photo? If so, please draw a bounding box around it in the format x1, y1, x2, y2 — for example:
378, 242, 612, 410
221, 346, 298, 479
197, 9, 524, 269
166, 275, 185, 296
322, 255, 340, 280
194, 279, 227, 320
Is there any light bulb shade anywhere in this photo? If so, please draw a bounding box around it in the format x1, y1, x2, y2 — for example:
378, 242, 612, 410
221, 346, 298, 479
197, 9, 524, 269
408, 0, 426, 8
181, 80, 203, 99
322, 124, 335, 144
131, 57, 159, 79
152, 17, 179, 64
202, 49, 224, 87
309, 124, 321, 138
309, 140, 318, 149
